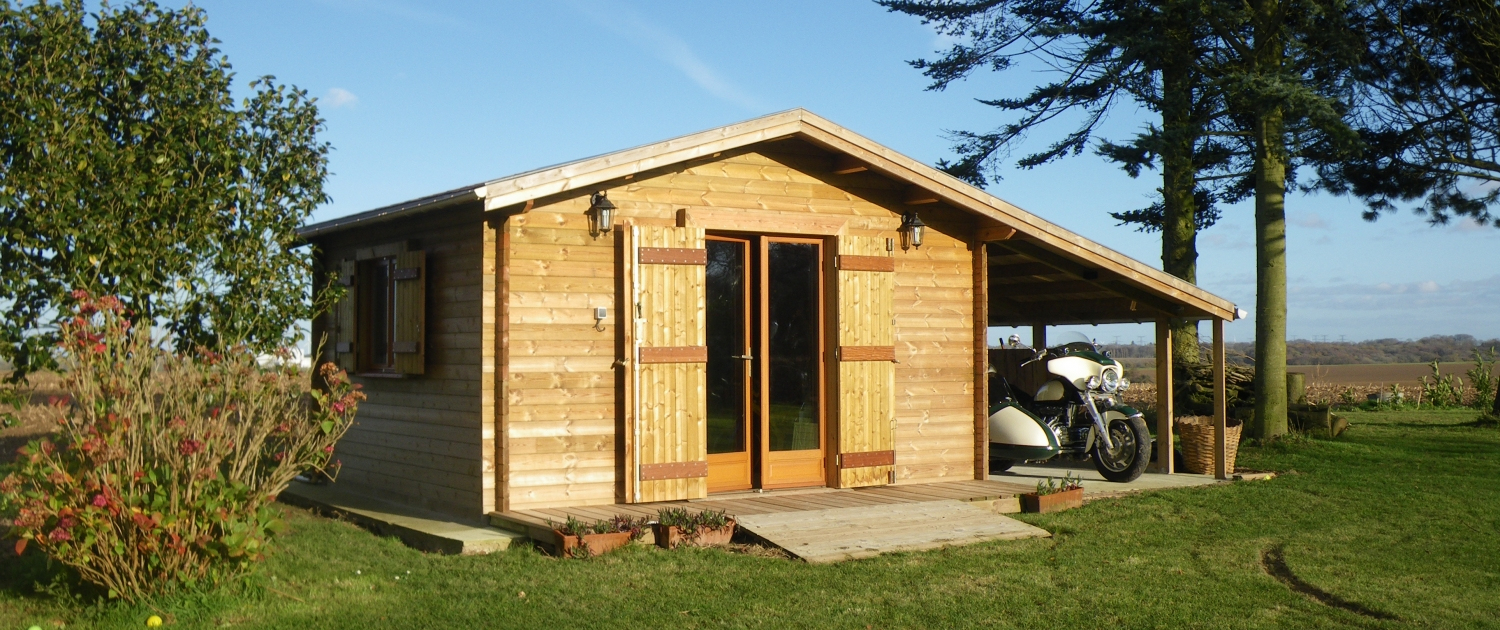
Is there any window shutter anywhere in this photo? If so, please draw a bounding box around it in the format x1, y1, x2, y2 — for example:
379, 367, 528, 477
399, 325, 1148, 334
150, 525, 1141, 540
333, 260, 358, 372
392, 250, 426, 375
834, 236, 896, 488
625, 226, 708, 503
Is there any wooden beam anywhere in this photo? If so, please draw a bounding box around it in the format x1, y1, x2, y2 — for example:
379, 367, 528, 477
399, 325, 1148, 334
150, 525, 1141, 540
994, 240, 1187, 316
976, 225, 1017, 242
1155, 320, 1174, 474
990, 296, 1164, 317
973, 241, 989, 481
993, 280, 1109, 298
990, 262, 1068, 278
1033, 325, 1047, 350
903, 187, 940, 205
832, 154, 869, 175
1213, 318, 1228, 480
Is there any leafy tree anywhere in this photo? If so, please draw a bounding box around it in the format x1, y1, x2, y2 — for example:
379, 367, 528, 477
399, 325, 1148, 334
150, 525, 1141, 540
877, 0, 1225, 370
0, 0, 332, 379
1319, 0, 1500, 227
1197, 0, 1364, 437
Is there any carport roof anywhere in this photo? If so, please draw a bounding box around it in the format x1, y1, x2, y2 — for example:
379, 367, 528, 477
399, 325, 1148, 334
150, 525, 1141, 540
300, 108, 1240, 324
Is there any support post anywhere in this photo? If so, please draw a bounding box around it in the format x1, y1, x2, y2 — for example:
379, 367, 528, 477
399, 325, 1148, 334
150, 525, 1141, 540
1032, 325, 1047, 350
973, 240, 989, 480
1155, 319, 1174, 474
1213, 318, 1228, 480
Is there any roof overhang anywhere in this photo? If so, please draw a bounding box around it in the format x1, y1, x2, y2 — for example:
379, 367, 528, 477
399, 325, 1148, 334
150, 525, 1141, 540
300, 108, 1239, 322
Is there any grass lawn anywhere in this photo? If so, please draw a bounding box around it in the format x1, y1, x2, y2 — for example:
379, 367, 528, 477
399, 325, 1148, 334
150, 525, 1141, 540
3, 409, 1497, 629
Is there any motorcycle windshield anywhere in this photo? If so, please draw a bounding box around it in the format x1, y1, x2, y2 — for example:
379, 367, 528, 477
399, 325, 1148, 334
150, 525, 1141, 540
1051, 331, 1095, 350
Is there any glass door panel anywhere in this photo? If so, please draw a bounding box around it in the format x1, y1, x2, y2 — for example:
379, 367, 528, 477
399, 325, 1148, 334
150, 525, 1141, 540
705, 237, 752, 493
760, 238, 826, 489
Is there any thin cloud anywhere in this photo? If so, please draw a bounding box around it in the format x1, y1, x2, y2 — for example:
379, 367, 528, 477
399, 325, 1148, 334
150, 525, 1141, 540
323, 87, 359, 109
309, 0, 467, 30
1291, 211, 1329, 229
565, 0, 765, 111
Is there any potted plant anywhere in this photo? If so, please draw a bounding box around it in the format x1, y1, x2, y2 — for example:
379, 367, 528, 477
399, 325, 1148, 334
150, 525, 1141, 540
1021, 472, 1085, 514
651, 508, 736, 549
549, 514, 649, 558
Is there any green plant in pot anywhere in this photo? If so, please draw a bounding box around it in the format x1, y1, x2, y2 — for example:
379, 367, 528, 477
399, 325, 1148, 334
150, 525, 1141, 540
652, 508, 736, 549
1022, 472, 1085, 514
548, 514, 649, 558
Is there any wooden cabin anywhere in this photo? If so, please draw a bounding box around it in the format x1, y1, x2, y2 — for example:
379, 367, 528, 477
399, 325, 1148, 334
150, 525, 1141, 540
300, 109, 1240, 522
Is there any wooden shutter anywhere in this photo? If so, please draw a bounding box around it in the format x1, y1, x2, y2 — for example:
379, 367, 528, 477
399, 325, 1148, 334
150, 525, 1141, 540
626, 226, 708, 503
834, 236, 896, 488
392, 250, 426, 375
333, 260, 358, 372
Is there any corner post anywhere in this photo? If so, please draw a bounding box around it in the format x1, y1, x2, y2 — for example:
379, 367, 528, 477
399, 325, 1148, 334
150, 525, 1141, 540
1032, 325, 1046, 350
1213, 318, 1228, 480
973, 240, 989, 480
1155, 319, 1174, 474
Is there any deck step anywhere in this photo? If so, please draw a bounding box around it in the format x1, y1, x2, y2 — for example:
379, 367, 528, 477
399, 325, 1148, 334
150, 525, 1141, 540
734, 499, 1050, 563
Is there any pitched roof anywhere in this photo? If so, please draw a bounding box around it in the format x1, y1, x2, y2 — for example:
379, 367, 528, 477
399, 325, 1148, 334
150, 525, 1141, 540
300, 108, 1239, 322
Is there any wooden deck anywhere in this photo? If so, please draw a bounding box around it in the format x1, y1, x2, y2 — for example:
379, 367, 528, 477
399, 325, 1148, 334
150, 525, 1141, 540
487, 479, 1036, 546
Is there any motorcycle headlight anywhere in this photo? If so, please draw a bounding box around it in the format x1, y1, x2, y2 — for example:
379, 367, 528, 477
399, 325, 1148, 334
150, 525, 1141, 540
1118, 377, 1131, 392
1101, 369, 1121, 393
1086, 375, 1102, 390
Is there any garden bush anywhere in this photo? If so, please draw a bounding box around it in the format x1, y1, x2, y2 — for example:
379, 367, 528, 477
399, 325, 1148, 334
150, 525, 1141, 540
0, 293, 362, 601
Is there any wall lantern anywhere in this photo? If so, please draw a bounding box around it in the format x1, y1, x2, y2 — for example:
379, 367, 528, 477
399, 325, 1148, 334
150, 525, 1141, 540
899, 210, 926, 250
589, 192, 616, 238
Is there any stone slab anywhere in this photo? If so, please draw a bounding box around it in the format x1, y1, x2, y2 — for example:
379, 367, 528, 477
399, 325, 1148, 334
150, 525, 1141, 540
279, 482, 525, 555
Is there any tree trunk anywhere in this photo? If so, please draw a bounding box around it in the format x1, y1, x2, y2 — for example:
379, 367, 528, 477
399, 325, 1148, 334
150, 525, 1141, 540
1160, 18, 1201, 369
1250, 0, 1289, 439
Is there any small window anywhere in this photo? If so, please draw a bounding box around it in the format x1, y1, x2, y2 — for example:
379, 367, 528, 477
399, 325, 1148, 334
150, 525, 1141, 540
330, 249, 425, 376
362, 256, 399, 372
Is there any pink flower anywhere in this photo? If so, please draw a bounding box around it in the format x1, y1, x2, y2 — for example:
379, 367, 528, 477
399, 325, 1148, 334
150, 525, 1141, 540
331, 401, 346, 414
323, 445, 335, 454
58, 516, 76, 529
92, 494, 108, 508
48, 528, 72, 542
273, 451, 285, 461
178, 438, 204, 456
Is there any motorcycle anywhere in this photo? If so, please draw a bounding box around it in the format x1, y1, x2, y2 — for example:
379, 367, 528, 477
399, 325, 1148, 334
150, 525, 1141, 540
988, 331, 1152, 482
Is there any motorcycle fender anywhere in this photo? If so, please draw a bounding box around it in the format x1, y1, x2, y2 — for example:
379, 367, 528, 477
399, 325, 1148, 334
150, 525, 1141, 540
988, 403, 1060, 460
1098, 408, 1153, 448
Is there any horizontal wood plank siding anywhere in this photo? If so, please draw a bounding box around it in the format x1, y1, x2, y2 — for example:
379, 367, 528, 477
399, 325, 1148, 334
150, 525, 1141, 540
505, 212, 619, 511
892, 210, 977, 484
312, 203, 485, 519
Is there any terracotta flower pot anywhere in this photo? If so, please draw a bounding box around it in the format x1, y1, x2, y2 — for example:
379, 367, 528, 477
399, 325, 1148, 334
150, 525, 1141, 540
651, 521, 736, 549
1021, 487, 1084, 514
554, 530, 634, 557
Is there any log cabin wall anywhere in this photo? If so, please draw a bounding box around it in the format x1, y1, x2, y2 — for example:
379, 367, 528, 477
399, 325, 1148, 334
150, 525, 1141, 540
311, 202, 486, 519
500, 139, 977, 511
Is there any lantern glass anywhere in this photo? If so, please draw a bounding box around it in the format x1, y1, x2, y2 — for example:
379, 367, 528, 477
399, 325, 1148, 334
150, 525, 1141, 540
900, 211, 926, 250
589, 192, 616, 237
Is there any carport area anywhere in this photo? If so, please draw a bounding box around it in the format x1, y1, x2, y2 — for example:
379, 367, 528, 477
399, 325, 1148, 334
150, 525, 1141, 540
975, 234, 1240, 479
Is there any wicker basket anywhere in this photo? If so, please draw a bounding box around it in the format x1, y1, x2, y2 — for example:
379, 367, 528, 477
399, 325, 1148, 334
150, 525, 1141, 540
1175, 416, 1243, 475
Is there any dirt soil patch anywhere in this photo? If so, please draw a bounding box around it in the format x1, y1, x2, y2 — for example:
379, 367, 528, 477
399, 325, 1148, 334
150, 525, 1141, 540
0, 372, 68, 466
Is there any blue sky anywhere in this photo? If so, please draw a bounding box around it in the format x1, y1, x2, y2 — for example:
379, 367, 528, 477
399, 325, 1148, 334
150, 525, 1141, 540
182, 0, 1499, 344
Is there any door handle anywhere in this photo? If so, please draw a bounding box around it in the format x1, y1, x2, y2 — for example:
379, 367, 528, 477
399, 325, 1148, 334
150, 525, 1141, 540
731, 354, 755, 360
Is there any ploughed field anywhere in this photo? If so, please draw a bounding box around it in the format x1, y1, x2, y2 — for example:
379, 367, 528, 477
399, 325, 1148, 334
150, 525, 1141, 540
4, 408, 1497, 629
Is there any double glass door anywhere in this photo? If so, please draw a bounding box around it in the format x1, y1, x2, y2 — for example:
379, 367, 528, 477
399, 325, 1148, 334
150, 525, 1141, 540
705, 235, 826, 492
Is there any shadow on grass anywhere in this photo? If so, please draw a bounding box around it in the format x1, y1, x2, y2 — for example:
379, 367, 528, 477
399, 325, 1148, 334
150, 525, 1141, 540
1261, 546, 1399, 621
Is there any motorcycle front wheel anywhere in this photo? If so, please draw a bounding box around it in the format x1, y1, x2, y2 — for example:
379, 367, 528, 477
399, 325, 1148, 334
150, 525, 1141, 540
1091, 415, 1151, 482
